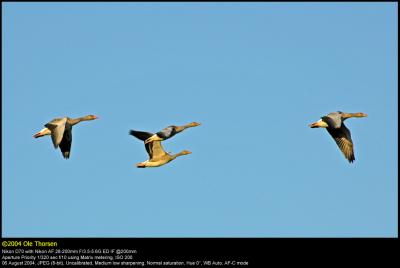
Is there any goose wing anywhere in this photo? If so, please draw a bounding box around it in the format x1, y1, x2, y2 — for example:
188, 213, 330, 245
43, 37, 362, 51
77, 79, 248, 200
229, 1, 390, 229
45, 117, 67, 148
322, 114, 342, 129
59, 126, 72, 159
326, 123, 355, 163
156, 126, 176, 140
148, 141, 168, 161
129, 130, 154, 157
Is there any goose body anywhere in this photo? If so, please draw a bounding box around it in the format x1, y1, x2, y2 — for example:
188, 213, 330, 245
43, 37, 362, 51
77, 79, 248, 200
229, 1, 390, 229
129, 130, 192, 168
144, 122, 201, 144
309, 111, 367, 163
33, 115, 98, 159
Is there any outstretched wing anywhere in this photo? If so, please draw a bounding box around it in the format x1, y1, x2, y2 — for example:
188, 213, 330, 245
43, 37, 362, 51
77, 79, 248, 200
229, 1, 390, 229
129, 130, 153, 141
148, 141, 168, 161
45, 117, 67, 148
129, 130, 154, 157
326, 123, 355, 163
59, 127, 72, 159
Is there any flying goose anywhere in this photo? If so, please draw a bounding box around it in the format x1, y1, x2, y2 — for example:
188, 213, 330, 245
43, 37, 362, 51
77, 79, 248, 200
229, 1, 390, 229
309, 111, 367, 163
144, 122, 201, 144
129, 130, 192, 168
33, 115, 98, 159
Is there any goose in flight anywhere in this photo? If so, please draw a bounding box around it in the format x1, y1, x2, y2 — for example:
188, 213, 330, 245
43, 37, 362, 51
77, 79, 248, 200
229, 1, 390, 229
33, 115, 98, 159
309, 111, 367, 163
129, 130, 192, 168
144, 122, 201, 144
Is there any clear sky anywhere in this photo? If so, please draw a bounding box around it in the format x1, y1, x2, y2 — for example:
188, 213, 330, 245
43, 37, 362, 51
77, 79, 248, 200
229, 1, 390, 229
2, 2, 398, 237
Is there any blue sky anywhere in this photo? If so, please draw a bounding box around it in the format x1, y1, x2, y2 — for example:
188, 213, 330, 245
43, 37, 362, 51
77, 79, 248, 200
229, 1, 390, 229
2, 2, 397, 237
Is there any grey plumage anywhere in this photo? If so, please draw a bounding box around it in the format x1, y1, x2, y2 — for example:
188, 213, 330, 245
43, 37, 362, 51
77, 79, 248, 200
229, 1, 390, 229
156, 126, 177, 140
322, 112, 355, 163
309, 111, 367, 163
34, 115, 98, 159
